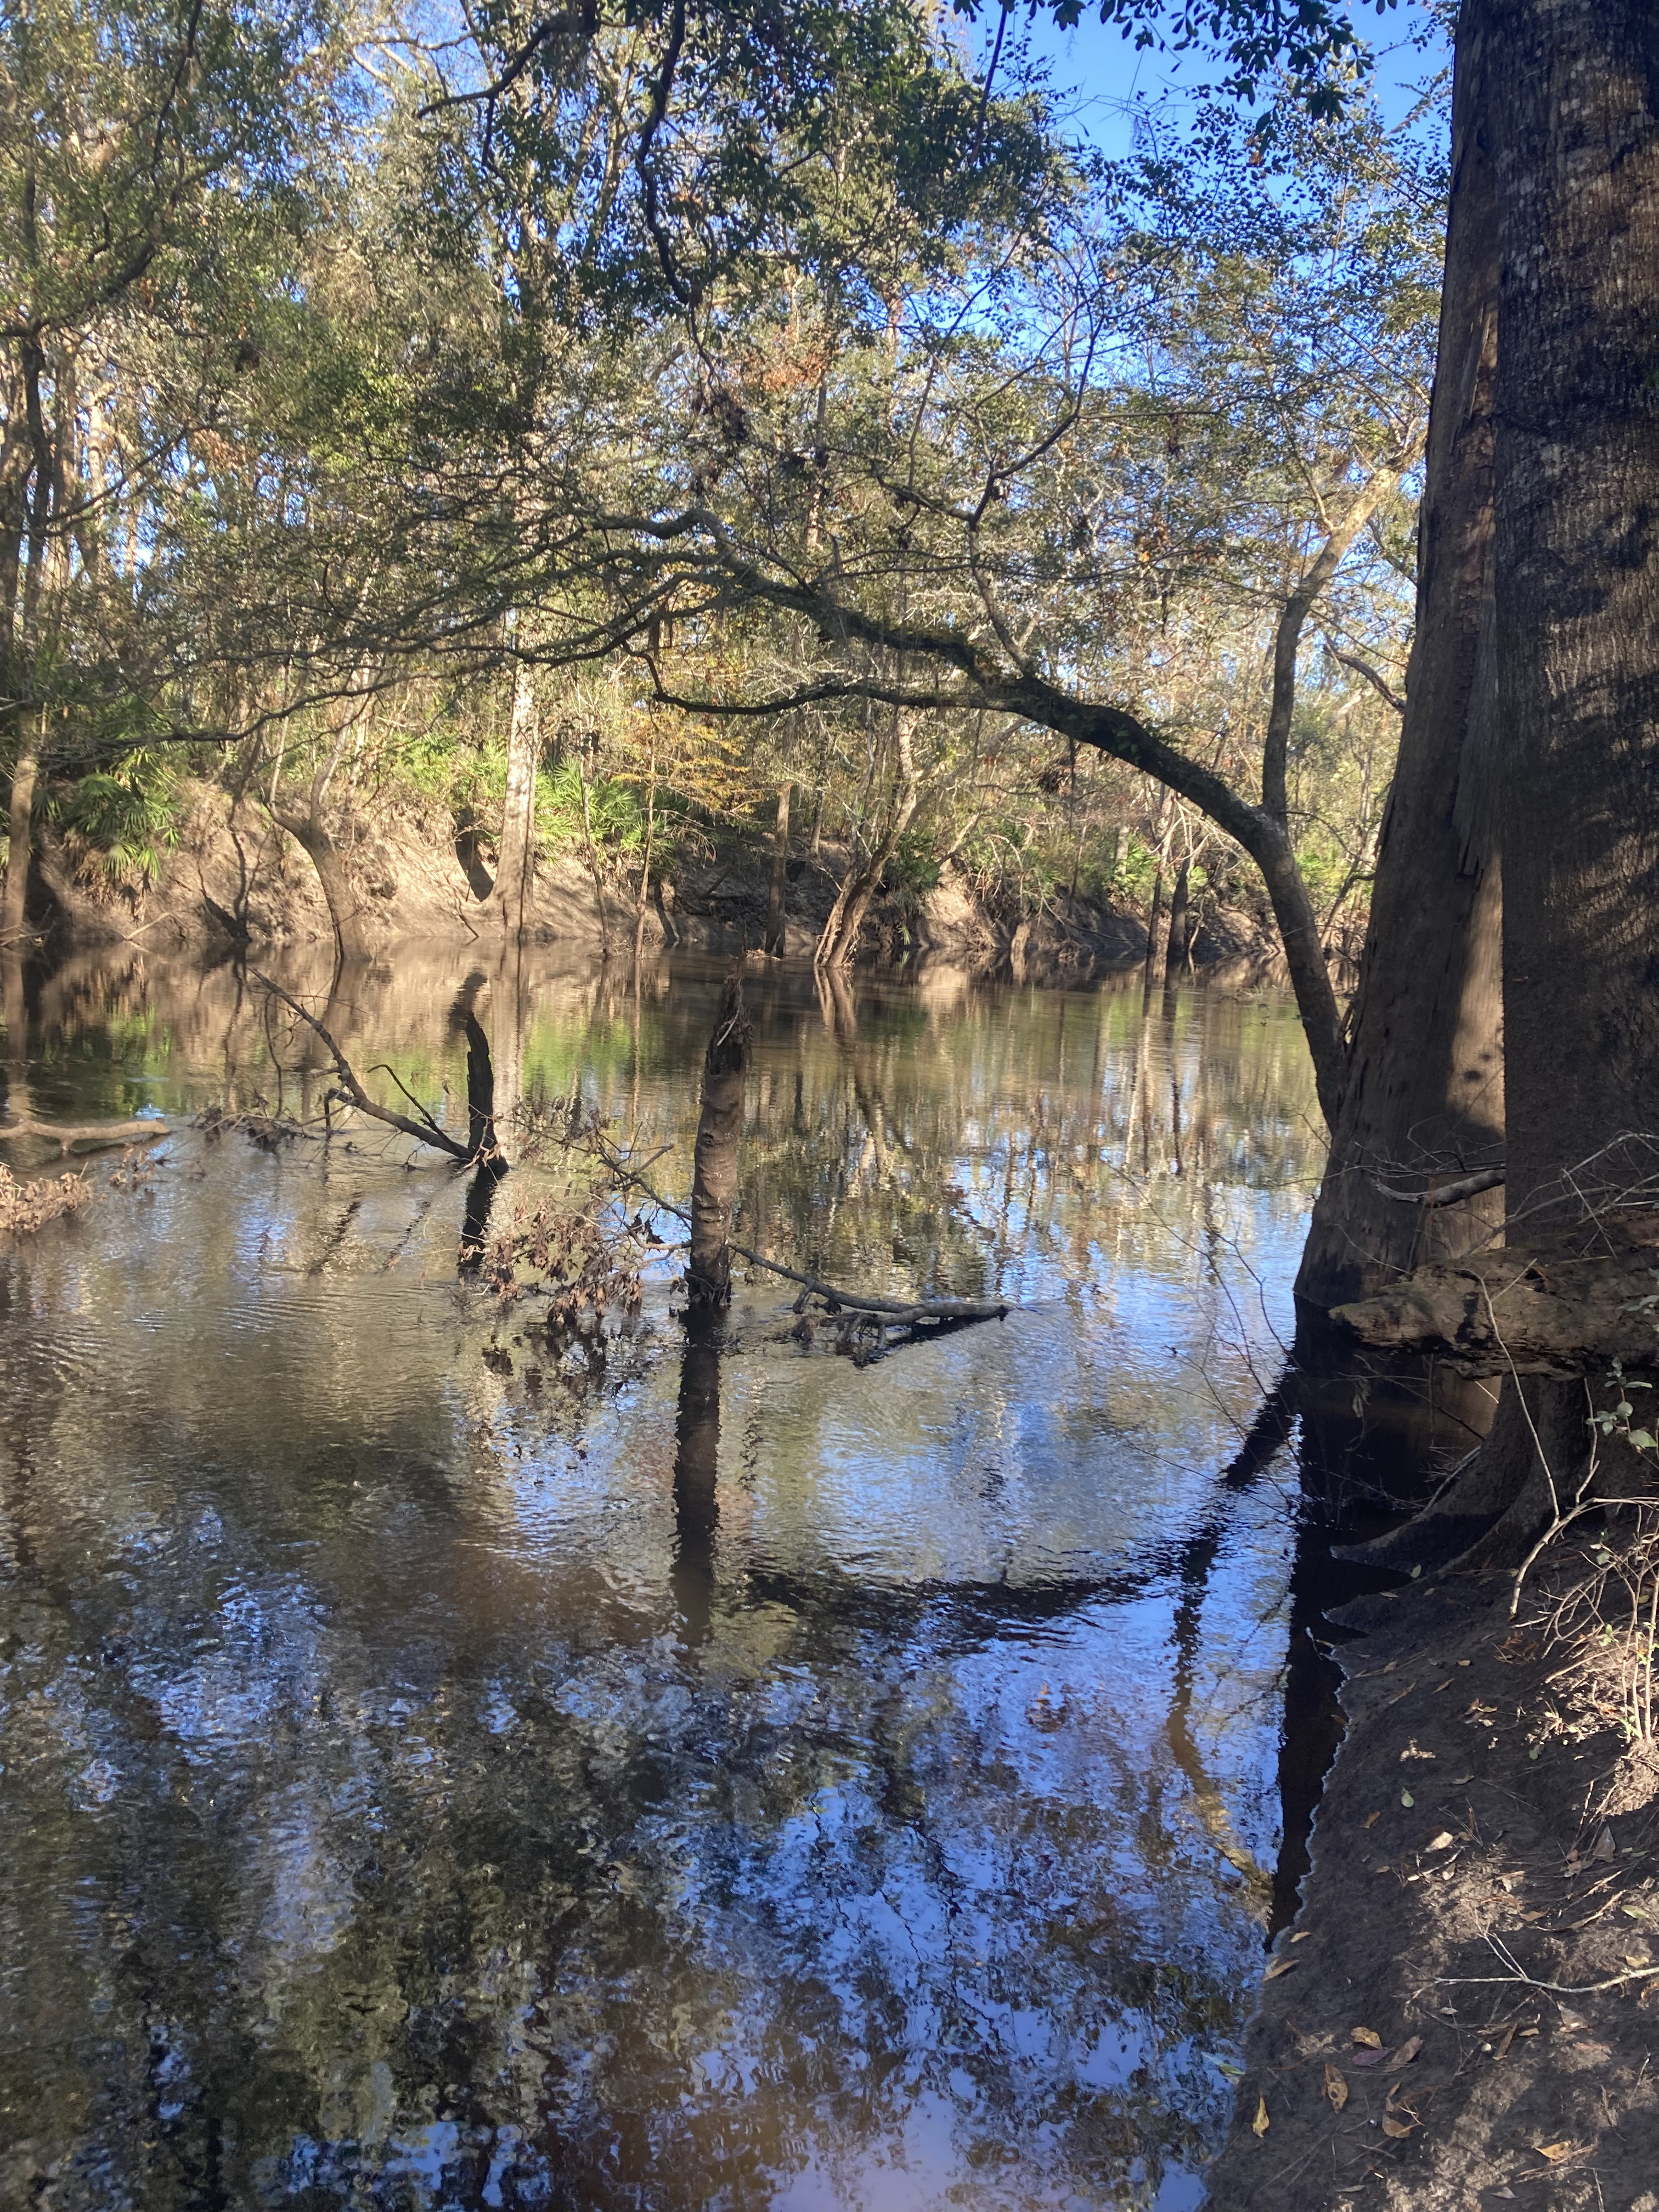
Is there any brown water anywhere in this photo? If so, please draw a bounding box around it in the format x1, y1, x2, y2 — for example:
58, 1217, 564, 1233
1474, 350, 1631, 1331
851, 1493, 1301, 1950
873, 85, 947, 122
1, 949, 1326, 2212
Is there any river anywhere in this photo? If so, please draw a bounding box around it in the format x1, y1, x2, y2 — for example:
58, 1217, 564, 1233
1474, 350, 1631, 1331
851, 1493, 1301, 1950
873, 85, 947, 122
2, 947, 1334, 2211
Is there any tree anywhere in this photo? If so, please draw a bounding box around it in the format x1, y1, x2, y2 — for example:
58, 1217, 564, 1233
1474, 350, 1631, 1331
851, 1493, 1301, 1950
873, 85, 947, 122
0, 0, 360, 945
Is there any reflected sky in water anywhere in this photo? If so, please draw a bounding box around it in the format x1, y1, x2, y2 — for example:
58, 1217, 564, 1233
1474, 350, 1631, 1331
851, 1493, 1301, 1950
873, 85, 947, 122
1, 951, 1322, 2210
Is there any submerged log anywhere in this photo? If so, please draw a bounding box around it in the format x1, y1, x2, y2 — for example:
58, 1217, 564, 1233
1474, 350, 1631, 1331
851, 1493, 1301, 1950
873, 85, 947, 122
1332, 1214, 1659, 1376
0, 1116, 171, 1155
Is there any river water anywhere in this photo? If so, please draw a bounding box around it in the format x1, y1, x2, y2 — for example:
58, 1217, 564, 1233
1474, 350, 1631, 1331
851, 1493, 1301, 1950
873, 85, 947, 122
1, 949, 1329, 2212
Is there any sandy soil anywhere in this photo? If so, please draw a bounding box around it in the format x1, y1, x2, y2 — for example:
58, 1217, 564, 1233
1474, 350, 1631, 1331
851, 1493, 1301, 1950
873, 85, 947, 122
1204, 1532, 1659, 2211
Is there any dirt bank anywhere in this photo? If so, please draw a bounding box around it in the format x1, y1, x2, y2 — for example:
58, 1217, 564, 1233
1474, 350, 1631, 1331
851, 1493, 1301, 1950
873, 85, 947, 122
1204, 1532, 1659, 2211
22, 776, 1272, 983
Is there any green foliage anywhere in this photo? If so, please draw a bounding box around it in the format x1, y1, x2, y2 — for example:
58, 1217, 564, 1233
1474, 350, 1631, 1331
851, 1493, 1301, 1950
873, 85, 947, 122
51, 752, 183, 893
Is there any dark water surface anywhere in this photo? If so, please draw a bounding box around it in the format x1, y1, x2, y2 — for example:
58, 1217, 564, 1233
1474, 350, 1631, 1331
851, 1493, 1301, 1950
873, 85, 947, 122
1, 950, 1327, 2211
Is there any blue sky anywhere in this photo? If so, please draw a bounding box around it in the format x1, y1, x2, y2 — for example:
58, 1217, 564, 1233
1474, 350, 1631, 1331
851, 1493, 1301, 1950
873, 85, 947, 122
957, 2, 1454, 160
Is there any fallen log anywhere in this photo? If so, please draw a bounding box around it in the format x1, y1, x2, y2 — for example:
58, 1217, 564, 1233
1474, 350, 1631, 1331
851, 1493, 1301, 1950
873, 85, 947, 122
1332, 1214, 1659, 1376
0, 1116, 171, 1155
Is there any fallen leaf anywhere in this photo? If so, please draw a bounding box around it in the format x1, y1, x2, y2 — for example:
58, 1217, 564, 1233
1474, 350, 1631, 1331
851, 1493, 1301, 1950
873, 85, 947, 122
1493, 2023, 1517, 2062
1352, 2043, 1393, 2068
1323, 2063, 1349, 2113
1533, 2141, 1571, 2164
1290, 1929, 1311, 1943
1251, 2096, 1269, 2138
1264, 1957, 1299, 1981
1401, 1790, 1415, 1808
1427, 1830, 1457, 1852
1363, 1810, 1382, 1830
1386, 2035, 1423, 2072
1381, 2115, 1414, 2138
1351, 2027, 1384, 2049
1592, 1825, 1616, 1863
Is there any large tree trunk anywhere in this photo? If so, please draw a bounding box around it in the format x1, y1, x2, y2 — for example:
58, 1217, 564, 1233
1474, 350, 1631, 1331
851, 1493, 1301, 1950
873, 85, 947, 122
1296, 12, 1506, 1314
1368, 0, 1659, 1569
687, 974, 752, 1307
492, 663, 539, 936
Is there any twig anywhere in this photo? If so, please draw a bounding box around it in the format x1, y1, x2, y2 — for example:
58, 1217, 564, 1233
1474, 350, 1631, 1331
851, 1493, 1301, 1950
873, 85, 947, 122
1373, 1166, 1506, 1207
1435, 1966, 1659, 1996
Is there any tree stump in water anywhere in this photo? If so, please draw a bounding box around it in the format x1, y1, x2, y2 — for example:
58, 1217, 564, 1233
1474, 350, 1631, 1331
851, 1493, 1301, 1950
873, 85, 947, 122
687, 974, 752, 1308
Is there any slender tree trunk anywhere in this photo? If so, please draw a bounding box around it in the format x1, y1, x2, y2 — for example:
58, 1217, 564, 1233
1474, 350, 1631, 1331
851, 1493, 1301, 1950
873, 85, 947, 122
492, 662, 540, 936
1165, 856, 1192, 974
633, 731, 658, 969
1143, 859, 1167, 985
1296, 11, 1506, 1312
687, 973, 752, 1307
576, 736, 611, 957
2, 726, 38, 945
764, 781, 791, 956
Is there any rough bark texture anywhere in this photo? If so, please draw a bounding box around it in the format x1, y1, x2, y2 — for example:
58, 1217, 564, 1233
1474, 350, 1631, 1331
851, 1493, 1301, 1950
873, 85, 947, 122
492, 664, 540, 935
686, 974, 751, 1307
1296, 13, 1506, 1314
1491, 0, 1659, 1236
1465, 0, 1659, 1552
1354, 0, 1659, 1572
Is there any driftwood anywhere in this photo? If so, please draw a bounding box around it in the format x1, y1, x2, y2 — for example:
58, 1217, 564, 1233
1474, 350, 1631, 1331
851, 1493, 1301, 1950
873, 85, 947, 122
1333, 1214, 1659, 1376
0, 1116, 171, 1155
251, 970, 499, 1169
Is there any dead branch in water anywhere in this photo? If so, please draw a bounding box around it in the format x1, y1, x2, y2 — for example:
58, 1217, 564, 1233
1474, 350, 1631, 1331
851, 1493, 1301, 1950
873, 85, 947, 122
589, 1132, 1009, 1329
0, 1160, 95, 1233
250, 970, 500, 1168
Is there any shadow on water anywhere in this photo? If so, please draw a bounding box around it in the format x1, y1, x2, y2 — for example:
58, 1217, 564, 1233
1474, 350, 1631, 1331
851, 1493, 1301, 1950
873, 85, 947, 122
0, 943, 1457, 2211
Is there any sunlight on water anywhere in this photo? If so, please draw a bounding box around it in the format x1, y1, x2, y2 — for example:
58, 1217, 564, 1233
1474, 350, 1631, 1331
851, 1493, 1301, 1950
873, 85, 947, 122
1, 950, 1322, 2210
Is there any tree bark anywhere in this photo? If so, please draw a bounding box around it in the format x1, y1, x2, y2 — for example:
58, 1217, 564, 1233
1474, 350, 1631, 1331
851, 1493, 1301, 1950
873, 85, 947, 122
1358, 0, 1659, 1570
764, 780, 791, 956
1296, 10, 1506, 1312
1165, 856, 1192, 974
687, 973, 751, 1307
492, 662, 540, 936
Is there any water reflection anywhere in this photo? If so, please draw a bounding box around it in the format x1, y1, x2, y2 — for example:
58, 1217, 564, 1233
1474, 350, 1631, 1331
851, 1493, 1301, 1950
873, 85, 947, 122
1, 949, 1324, 2211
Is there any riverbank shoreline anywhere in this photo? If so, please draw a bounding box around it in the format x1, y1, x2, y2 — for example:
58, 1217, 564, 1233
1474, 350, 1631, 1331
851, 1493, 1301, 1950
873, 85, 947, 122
1204, 1534, 1659, 2211
14, 775, 1296, 992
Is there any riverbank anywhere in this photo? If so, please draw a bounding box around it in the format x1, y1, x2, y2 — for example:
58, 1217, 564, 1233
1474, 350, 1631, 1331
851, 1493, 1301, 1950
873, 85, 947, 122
17, 775, 1291, 989
1204, 1531, 1659, 2211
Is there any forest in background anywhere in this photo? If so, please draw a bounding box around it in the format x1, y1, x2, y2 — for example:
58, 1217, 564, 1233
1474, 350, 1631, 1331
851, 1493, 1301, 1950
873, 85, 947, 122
0, 0, 1438, 980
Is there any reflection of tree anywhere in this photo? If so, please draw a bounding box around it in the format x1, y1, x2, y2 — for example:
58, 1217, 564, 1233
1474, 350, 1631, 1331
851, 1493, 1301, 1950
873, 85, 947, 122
0, 951, 1330, 2209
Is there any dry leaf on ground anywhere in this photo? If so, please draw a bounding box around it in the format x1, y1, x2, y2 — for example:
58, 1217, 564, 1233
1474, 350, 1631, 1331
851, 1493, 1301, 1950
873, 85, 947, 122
1323, 2064, 1348, 2113
1251, 2097, 1270, 2138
